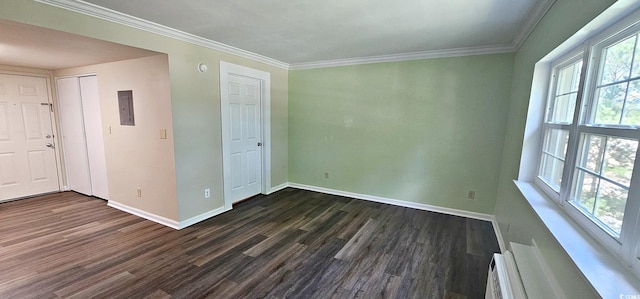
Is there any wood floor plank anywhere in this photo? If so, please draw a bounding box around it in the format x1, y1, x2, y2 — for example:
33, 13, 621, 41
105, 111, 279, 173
334, 218, 378, 261
0, 189, 500, 298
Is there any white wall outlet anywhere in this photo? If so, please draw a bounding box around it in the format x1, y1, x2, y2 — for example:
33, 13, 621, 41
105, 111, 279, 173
204, 188, 211, 198
467, 190, 476, 200
136, 187, 142, 197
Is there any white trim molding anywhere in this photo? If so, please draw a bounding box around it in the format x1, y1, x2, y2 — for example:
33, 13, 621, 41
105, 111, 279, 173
35, 0, 552, 71
289, 183, 494, 221
512, 0, 557, 50
288, 183, 505, 250
288, 45, 515, 70
108, 200, 180, 229
108, 182, 507, 252
108, 200, 231, 229
492, 219, 507, 253
178, 206, 231, 229
34, 0, 289, 69
288, 183, 493, 220
269, 182, 290, 195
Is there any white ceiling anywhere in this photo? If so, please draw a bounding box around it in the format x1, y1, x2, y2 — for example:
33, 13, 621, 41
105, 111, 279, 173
77, 0, 548, 66
2, 0, 550, 70
0, 19, 159, 70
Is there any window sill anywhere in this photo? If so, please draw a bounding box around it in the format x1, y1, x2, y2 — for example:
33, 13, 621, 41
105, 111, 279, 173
513, 180, 640, 298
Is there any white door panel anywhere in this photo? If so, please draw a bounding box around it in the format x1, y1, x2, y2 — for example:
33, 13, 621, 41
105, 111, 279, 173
224, 74, 262, 203
0, 102, 9, 140
57, 77, 92, 196
79, 76, 109, 200
56, 76, 108, 199
0, 73, 59, 201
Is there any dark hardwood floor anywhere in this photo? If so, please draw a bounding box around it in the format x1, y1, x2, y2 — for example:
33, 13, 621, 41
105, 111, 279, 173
0, 188, 500, 298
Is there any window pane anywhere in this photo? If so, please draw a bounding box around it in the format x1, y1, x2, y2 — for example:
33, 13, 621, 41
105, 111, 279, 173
631, 34, 640, 78
571, 134, 636, 238
578, 134, 605, 173
593, 82, 627, 125
551, 93, 578, 123
557, 61, 582, 95
622, 80, 640, 125
548, 60, 582, 124
543, 129, 570, 157
540, 154, 564, 191
602, 137, 638, 185
595, 180, 628, 235
571, 170, 598, 214
599, 35, 636, 85
539, 129, 569, 191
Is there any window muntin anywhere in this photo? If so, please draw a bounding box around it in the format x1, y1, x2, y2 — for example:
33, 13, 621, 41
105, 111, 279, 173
569, 134, 637, 237
591, 33, 640, 126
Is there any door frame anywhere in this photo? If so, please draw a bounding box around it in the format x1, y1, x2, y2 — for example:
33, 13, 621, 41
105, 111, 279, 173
0, 69, 64, 197
219, 61, 271, 210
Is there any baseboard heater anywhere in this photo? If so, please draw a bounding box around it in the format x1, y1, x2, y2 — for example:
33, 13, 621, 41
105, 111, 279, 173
486, 240, 565, 299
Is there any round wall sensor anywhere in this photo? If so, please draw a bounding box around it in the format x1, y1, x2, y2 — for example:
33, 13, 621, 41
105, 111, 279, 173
197, 63, 208, 73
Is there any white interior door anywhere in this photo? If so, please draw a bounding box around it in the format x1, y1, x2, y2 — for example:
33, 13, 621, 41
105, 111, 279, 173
56, 77, 92, 196
79, 76, 109, 199
227, 74, 262, 202
0, 73, 59, 201
56, 76, 109, 199
220, 61, 272, 209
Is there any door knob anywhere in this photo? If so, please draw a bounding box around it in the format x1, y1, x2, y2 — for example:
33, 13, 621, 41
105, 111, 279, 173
257, 142, 262, 147
46, 143, 54, 148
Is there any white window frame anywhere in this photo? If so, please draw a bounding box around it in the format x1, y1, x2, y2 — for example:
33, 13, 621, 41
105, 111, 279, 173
535, 50, 585, 202
535, 16, 640, 273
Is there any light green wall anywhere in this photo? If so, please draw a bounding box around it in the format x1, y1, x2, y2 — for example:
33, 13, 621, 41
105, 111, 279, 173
0, 0, 288, 221
289, 54, 514, 214
494, 0, 617, 298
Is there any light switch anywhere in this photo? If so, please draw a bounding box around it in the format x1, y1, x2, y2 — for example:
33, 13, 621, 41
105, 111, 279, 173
160, 129, 167, 139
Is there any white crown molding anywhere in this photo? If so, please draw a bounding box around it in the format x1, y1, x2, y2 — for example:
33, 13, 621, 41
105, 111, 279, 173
34, 0, 290, 70
288, 44, 516, 70
512, 0, 557, 50
36, 0, 548, 71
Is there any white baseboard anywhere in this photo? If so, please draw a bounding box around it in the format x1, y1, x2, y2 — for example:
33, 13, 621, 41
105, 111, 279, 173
492, 219, 507, 253
178, 206, 231, 229
108, 181, 507, 251
288, 182, 505, 251
108, 200, 232, 230
107, 200, 180, 229
268, 182, 290, 194
288, 183, 494, 221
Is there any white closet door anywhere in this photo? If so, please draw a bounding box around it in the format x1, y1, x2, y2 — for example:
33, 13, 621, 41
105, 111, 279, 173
56, 77, 92, 196
79, 76, 108, 200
